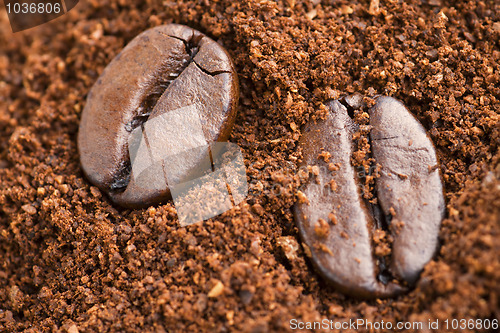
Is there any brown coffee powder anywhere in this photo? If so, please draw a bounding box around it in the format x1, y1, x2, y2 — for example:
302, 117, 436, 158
0, 0, 499, 332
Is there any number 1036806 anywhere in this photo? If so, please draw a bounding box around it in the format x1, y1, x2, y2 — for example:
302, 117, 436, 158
6, 2, 62, 14
444, 319, 498, 331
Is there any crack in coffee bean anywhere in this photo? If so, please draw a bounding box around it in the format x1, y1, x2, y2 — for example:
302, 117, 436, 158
122, 31, 211, 136
78, 24, 239, 208
109, 160, 132, 192
294, 95, 445, 298
114, 32, 205, 192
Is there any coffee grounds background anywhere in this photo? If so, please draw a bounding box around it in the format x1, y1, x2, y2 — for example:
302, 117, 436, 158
0, 0, 499, 332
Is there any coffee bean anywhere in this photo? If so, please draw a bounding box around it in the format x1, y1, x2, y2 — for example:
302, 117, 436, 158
78, 24, 239, 208
294, 96, 444, 298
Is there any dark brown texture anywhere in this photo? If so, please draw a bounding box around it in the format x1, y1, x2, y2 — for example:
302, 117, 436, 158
0, 0, 499, 332
78, 24, 239, 208
294, 96, 444, 298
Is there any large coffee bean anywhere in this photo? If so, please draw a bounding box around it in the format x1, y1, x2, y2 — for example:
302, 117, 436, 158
294, 96, 444, 298
78, 24, 239, 208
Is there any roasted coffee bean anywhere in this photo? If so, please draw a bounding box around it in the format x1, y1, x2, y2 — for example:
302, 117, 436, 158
294, 96, 445, 298
78, 24, 239, 208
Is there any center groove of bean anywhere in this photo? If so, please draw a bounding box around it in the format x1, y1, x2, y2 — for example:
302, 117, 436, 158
339, 96, 396, 286
110, 34, 203, 193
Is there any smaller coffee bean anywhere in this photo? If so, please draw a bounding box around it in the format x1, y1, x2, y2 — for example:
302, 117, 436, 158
294, 95, 445, 298
78, 24, 239, 208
